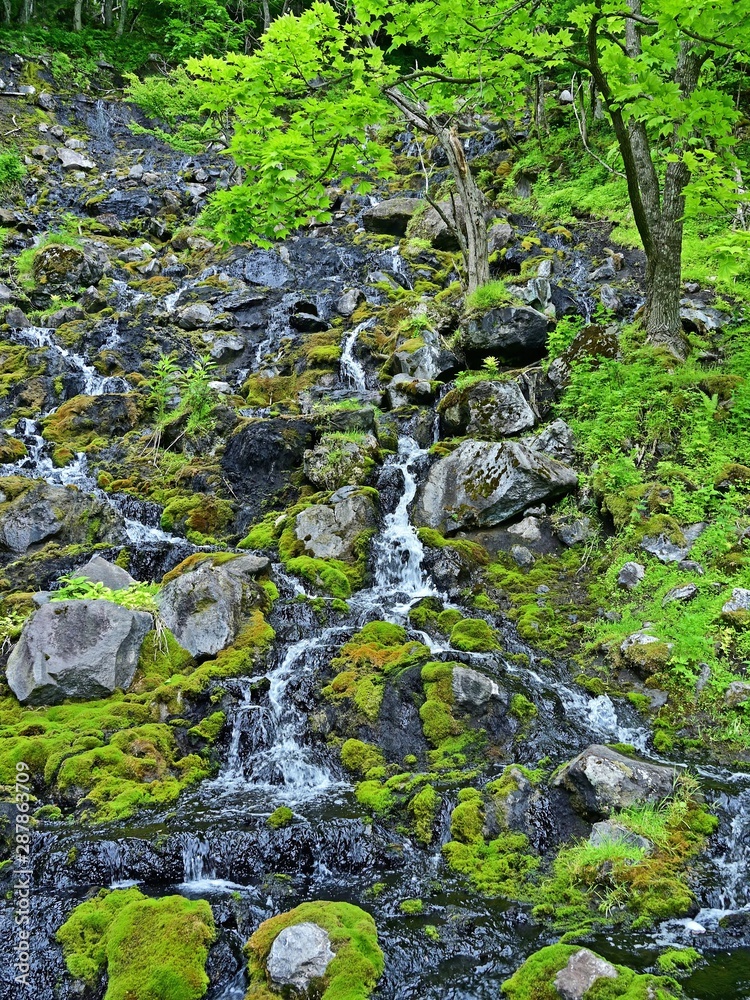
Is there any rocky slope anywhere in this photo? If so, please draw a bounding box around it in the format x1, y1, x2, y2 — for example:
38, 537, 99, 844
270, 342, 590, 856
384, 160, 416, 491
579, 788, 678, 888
0, 53, 749, 1000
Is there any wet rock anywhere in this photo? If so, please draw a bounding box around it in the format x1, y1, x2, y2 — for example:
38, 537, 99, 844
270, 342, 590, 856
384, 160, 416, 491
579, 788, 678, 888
600, 283, 621, 313
461, 305, 549, 358
208, 333, 245, 361
590, 259, 616, 281
680, 304, 725, 335
6, 600, 152, 705
391, 328, 461, 382
0, 480, 125, 553
554, 949, 618, 1000
337, 288, 365, 316
725, 681, 750, 708
57, 147, 96, 171
362, 197, 422, 236
589, 820, 653, 853
532, 418, 576, 463
640, 523, 705, 563
416, 437, 577, 533
510, 544, 535, 567
77, 555, 136, 590
441, 380, 536, 439
722, 588, 750, 625
178, 302, 213, 330
662, 583, 698, 606
37, 92, 56, 111
304, 432, 379, 491
32, 243, 106, 289
241, 248, 290, 287
294, 488, 376, 562
617, 562, 645, 590
267, 922, 335, 992
385, 373, 434, 408
554, 516, 592, 547
553, 744, 677, 819
222, 418, 314, 506
5, 306, 29, 328
452, 666, 504, 712
406, 199, 464, 250
157, 556, 266, 658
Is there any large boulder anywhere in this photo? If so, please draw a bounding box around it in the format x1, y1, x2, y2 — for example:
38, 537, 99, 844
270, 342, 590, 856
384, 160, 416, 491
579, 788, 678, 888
554, 949, 618, 1000
0, 480, 125, 554
362, 197, 422, 236
406, 199, 462, 250
267, 923, 335, 992
222, 418, 314, 506
452, 666, 505, 713
439, 380, 536, 439
58, 147, 96, 171
415, 438, 577, 533
304, 433, 380, 491
553, 744, 678, 819
157, 555, 268, 659
32, 242, 107, 289
294, 488, 376, 562
461, 306, 549, 358
6, 600, 152, 705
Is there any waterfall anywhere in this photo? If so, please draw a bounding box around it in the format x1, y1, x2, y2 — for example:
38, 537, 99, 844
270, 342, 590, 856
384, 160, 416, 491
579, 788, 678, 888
371, 437, 435, 600
339, 319, 373, 391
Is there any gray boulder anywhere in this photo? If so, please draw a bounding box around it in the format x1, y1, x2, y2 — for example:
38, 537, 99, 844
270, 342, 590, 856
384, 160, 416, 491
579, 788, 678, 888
58, 147, 96, 171
415, 438, 577, 533
725, 681, 750, 708
362, 197, 422, 236
337, 288, 365, 316
507, 516, 541, 543
294, 488, 376, 562
267, 922, 335, 992
178, 302, 213, 330
0, 481, 125, 553
406, 199, 463, 251
722, 588, 750, 624
391, 328, 461, 382
510, 544, 535, 567
77, 555, 136, 591
640, 523, 705, 563
461, 305, 549, 356
662, 583, 698, 606
385, 373, 434, 409
554, 516, 592, 547
554, 949, 618, 1000
6, 600, 152, 705
532, 419, 576, 463
452, 666, 505, 713
157, 556, 268, 658
488, 222, 514, 252
440, 380, 536, 439
617, 562, 645, 590
553, 744, 678, 819
32, 242, 107, 289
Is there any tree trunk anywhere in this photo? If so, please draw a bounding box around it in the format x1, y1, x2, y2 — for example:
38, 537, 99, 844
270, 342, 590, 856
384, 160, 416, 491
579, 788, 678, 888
534, 75, 547, 138
73, 0, 83, 31
261, 0, 271, 33
104, 0, 113, 29
436, 127, 490, 293
2, 0, 11, 23
117, 0, 127, 35
20, 0, 31, 23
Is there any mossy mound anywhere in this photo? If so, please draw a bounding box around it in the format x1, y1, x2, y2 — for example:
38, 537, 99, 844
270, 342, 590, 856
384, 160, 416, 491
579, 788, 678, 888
245, 901, 384, 1000
57, 887, 215, 999
501, 944, 680, 1000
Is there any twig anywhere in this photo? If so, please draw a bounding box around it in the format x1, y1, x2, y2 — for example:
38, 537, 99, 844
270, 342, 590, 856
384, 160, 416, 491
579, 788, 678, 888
571, 74, 625, 179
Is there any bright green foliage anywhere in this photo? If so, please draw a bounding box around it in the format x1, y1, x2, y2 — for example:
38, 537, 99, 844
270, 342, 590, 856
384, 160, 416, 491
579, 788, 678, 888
464, 281, 511, 312
341, 739, 386, 776
399, 899, 423, 914
409, 783, 441, 845
656, 948, 702, 975
245, 901, 384, 1000
443, 830, 538, 897
449, 618, 500, 652
0, 149, 25, 189
51, 575, 160, 616
57, 888, 215, 1000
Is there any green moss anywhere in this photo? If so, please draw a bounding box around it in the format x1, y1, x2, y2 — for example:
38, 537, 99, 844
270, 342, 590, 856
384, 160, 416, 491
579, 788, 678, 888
341, 739, 386, 776
187, 711, 225, 743
285, 555, 352, 599
160, 494, 233, 543
267, 805, 294, 828
57, 888, 215, 999
399, 899, 424, 914
450, 789, 484, 843
509, 693, 538, 722
449, 618, 500, 652
443, 830, 538, 897
656, 948, 701, 974
408, 783, 440, 844
245, 901, 383, 1000
417, 527, 490, 565
501, 945, 680, 1000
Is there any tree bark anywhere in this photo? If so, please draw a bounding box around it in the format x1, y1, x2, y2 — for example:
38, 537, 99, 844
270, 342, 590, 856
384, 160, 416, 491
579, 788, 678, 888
20, 0, 31, 23
534, 75, 547, 138
2, 0, 11, 23
73, 0, 83, 31
104, 0, 113, 29
117, 0, 127, 35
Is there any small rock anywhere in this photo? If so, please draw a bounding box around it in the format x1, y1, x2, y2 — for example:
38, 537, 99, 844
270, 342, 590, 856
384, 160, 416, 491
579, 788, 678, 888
589, 820, 653, 853
620, 631, 673, 674
640, 523, 705, 563
488, 222, 514, 252
337, 288, 365, 316
553, 744, 677, 818
362, 197, 422, 236
178, 302, 213, 330
77, 555, 136, 591
37, 92, 56, 111
64, 138, 87, 150
617, 562, 645, 590
50, 124, 65, 139
555, 516, 592, 547
31, 144, 56, 161
678, 560, 704, 575
511, 544, 535, 567
662, 583, 698, 606
128, 163, 144, 180
267, 923, 335, 992
507, 517, 542, 543
590, 259, 616, 281
452, 666, 504, 712
558, 89, 575, 104
554, 949, 618, 1000
58, 147, 96, 171
725, 681, 750, 708
5, 306, 29, 328
722, 588, 750, 624
600, 283, 621, 313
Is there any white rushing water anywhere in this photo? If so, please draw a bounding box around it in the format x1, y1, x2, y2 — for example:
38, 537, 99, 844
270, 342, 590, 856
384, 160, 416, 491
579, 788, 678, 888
339, 318, 374, 391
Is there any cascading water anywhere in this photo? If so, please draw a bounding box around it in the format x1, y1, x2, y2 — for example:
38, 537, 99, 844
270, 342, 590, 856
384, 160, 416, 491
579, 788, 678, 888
339, 318, 374, 391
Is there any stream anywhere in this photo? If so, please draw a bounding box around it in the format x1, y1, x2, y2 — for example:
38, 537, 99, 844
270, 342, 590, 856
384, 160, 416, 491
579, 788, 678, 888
2, 319, 749, 999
